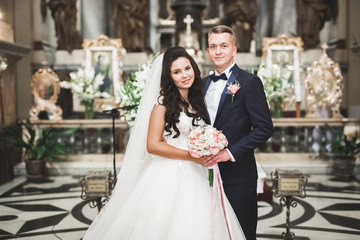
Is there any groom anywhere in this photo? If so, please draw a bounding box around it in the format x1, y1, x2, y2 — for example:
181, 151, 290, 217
204, 25, 273, 240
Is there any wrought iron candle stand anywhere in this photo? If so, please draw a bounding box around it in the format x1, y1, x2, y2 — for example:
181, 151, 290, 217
80, 170, 114, 212
271, 169, 308, 240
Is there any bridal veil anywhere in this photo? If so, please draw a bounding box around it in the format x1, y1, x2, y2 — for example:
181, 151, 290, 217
83, 54, 164, 237
111, 53, 164, 204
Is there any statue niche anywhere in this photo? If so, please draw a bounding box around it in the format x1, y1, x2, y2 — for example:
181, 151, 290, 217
112, 0, 148, 52
48, 0, 82, 52
296, 0, 338, 49
221, 0, 257, 52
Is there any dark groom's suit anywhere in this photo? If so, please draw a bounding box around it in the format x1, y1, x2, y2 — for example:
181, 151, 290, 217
204, 64, 273, 240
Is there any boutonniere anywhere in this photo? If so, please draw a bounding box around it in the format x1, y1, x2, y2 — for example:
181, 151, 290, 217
226, 80, 241, 103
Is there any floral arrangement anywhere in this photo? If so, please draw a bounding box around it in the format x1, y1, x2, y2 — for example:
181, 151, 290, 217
188, 124, 228, 186
60, 68, 111, 119
257, 65, 293, 103
117, 55, 157, 125
226, 80, 241, 103
60, 68, 111, 103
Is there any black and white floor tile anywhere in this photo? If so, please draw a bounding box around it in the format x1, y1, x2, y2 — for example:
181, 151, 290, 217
0, 174, 359, 240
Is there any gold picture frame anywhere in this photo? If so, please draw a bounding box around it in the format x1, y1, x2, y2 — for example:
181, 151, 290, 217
82, 35, 123, 110
29, 67, 62, 120
262, 34, 304, 116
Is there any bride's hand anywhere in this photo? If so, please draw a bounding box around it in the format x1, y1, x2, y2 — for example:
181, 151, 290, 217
204, 149, 231, 167
187, 153, 207, 166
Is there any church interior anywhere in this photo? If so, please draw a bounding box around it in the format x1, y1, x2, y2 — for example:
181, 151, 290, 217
0, 0, 360, 239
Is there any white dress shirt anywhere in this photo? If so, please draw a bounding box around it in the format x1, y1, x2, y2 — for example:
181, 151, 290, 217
205, 62, 235, 124
205, 63, 236, 161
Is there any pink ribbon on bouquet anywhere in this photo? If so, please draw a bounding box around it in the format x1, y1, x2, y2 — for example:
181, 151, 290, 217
210, 164, 232, 240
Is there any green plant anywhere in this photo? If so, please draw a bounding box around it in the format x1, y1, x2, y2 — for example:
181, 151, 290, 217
4, 119, 76, 162
330, 133, 360, 157
117, 53, 159, 125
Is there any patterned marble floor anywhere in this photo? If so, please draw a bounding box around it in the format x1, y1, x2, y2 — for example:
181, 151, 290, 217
0, 174, 359, 240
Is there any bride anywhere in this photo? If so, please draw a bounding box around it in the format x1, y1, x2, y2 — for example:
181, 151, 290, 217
83, 47, 246, 240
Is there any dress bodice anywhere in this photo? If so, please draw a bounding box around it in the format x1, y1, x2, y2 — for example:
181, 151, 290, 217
163, 112, 204, 151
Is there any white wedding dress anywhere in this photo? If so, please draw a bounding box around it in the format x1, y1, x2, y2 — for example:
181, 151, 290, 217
83, 112, 246, 240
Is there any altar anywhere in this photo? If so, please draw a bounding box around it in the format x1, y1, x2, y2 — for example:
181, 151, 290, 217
19, 24, 360, 179
1, 0, 360, 185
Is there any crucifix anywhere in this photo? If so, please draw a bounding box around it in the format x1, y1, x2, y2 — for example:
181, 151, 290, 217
183, 14, 194, 36
183, 14, 194, 49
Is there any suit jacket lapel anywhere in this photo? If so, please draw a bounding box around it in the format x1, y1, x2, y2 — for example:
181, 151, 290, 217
204, 76, 212, 94
204, 76, 212, 123
214, 65, 240, 124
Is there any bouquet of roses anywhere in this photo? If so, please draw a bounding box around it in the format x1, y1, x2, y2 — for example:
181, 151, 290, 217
188, 124, 228, 187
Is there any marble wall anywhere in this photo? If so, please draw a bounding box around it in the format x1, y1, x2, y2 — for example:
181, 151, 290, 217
0, 67, 16, 126
348, 0, 360, 117
14, 0, 33, 120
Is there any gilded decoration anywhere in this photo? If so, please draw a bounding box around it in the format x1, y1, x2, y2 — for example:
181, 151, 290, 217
262, 34, 304, 116
262, 34, 303, 57
305, 43, 343, 118
82, 35, 124, 111
82, 35, 123, 54
29, 67, 62, 120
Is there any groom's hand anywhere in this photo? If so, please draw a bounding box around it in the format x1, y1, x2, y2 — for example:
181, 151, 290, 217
205, 149, 231, 167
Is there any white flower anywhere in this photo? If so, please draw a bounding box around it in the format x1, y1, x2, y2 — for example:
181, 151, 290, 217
60, 68, 110, 103
117, 54, 159, 125
259, 65, 294, 102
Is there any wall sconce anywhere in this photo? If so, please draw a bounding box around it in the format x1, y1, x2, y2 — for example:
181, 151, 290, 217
271, 169, 308, 240
351, 36, 360, 57
80, 170, 115, 212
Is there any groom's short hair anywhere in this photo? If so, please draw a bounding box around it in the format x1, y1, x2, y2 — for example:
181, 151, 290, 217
208, 25, 236, 45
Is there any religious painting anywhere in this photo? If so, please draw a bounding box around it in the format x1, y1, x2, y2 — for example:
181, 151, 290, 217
85, 47, 115, 95
82, 35, 123, 110
262, 35, 304, 115
271, 49, 294, 69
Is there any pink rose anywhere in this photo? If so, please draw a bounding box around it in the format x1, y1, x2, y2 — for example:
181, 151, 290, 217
189, 150, 202, 158
219, 133, 227, 146
226, 80, 241, 103
213, 131, 220, 143
210, 146, 220, 155
229, 85, 240, 94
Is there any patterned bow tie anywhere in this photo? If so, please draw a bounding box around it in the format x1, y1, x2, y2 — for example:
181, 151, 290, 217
210, 73, 227, 82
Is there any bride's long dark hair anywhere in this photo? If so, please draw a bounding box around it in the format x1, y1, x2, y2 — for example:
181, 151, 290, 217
160, 47, 209, 138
